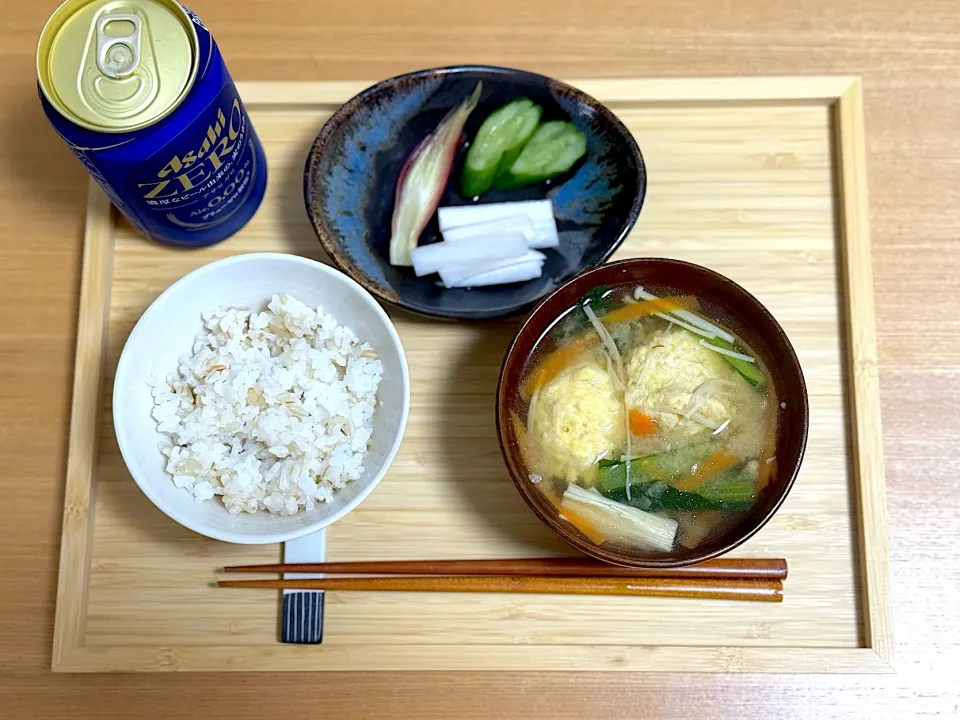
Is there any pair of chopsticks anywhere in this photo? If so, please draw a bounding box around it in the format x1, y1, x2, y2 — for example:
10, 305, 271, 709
218, 557, 787, 602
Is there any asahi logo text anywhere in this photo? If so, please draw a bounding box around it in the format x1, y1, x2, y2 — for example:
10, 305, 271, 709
137, 99, 243, 200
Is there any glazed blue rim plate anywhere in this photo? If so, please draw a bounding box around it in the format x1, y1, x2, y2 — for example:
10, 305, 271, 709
304, 65, 646, 320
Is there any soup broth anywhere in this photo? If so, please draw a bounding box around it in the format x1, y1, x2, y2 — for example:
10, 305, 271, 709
515, 284, 777, 552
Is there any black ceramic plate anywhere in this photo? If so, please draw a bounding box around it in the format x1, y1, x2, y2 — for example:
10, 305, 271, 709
304, 65, 646, 320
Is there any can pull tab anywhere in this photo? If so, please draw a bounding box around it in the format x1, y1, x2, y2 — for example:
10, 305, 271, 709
95, 13, 141, 78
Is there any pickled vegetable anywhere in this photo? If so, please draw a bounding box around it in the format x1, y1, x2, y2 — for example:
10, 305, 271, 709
461, 98, 542, 197
494, 121, 587, 190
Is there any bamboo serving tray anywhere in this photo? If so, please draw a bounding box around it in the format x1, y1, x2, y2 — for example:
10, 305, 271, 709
53, 77, 891, 673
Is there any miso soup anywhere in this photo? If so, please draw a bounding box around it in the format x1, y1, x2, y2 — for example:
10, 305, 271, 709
514, 284, 778, 552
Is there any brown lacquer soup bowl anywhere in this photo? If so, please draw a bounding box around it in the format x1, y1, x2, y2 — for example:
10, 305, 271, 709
496, 258, 809, 567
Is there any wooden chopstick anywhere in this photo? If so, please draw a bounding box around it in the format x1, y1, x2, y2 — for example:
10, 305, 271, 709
220, 557, 788, 581
217, 575, 783, 602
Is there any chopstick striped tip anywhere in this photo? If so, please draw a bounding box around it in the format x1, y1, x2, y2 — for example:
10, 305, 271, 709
281, 591, 324, 644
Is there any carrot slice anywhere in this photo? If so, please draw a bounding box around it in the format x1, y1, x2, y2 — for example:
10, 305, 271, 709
520, 333, 598, 400
672, 450, 740, 492
559, 507, 608, 545
628, 409, 658, 436
600, 296, 697, 325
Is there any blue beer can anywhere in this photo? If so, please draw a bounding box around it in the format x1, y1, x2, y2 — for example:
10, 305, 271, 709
37, 0, 266, 247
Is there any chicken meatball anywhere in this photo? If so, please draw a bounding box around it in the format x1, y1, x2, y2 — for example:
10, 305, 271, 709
529, 358, 625, 483
625, 327, 746, 442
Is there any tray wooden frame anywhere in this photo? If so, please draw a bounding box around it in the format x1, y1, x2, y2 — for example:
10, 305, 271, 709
52, 76, 891, 673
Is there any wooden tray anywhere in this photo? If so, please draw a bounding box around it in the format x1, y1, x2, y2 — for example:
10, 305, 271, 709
53, 77, 891, 673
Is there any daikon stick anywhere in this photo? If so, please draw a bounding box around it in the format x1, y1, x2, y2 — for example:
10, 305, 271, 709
438, 250, 545, 286
438, 201, 560, 249
410, 232, 527, 277
442, 215, 537, 244
526, 219, 560, 249
445, 259, 544, 288
442, 214, 560, 250
438, 200, 554, 230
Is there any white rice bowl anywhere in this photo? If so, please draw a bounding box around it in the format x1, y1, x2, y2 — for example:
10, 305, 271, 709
113, 254, 409, 544
152, 294, 383, 516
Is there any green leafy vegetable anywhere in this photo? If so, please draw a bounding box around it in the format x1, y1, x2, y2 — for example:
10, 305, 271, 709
602, 481, 752, 513
707, 337, 765, 387
597, 459, 755, 512
582, 285, 613, 315
698, 468, 758, 504
555, 286, 614, 342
